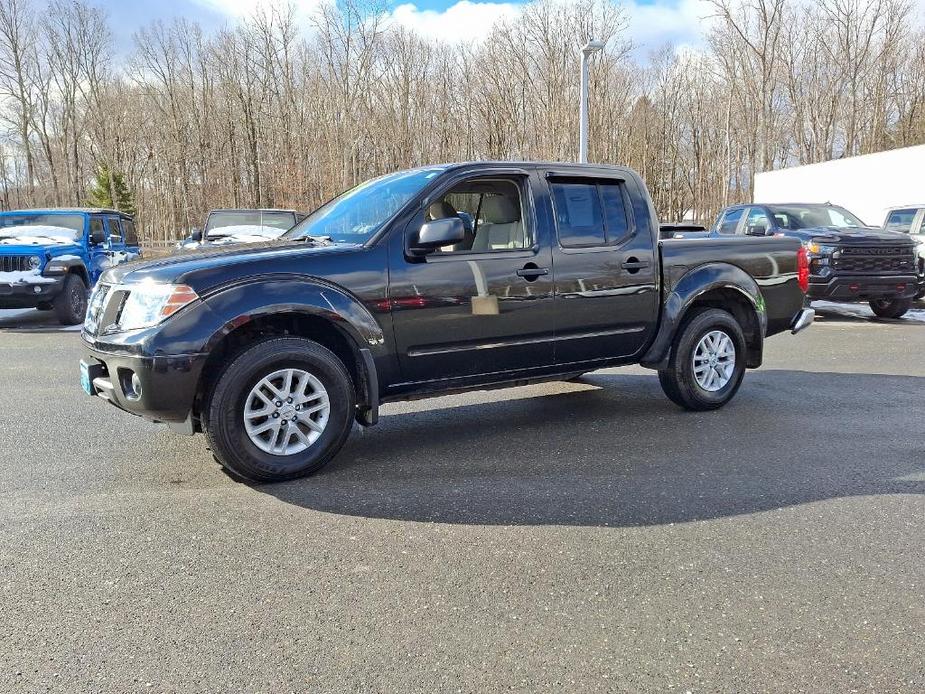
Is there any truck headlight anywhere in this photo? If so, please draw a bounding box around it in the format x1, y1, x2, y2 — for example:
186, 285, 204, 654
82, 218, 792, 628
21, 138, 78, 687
117, 283, 199, 331
805, 241, 836, 255
28, 255, 41, 270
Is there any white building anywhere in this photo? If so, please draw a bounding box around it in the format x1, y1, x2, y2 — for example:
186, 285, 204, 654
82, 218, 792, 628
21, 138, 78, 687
753, 144, 925, 228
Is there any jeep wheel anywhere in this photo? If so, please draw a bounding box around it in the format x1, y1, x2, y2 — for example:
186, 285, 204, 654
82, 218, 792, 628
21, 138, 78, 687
658, 308, 747, 411
53, 273, 88, 325
869, 298, 912, 319
204, 337, 356, 483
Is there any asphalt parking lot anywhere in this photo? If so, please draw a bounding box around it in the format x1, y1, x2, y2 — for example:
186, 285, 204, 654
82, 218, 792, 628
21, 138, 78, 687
0, 305, 922, 692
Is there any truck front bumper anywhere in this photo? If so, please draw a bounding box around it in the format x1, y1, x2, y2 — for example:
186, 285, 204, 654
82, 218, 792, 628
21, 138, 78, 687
81, 338, 208, 428
807, 274, 919, 302
0, 276, 64, 308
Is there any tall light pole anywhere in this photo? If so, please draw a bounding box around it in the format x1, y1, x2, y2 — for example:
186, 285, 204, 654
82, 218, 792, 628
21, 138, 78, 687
579, 39, 605, 164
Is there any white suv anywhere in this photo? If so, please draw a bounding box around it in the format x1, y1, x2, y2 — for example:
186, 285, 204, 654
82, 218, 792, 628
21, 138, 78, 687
883, 206, 925, 298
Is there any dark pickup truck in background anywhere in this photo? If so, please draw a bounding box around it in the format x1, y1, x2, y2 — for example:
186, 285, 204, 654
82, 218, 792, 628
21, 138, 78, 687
707, 203, 919, 317
80, 162, 812, 482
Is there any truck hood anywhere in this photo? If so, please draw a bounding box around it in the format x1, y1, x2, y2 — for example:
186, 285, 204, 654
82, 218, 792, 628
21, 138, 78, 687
0, 240, 83, 255
791, 226, 915, 245
102, 239, 362, 290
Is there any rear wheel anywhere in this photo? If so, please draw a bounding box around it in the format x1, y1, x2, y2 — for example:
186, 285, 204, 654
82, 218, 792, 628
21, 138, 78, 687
204, 337, 355, 482
53, 273, 87, 325
869, 298, 911, 319
658, 308, 747, 411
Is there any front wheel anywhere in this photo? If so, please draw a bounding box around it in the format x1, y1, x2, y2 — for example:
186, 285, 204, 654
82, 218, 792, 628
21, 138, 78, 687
869, 298, 912, 319
204, 337, 356, 482
658, 308, 747, 411
53, 273, 88, 325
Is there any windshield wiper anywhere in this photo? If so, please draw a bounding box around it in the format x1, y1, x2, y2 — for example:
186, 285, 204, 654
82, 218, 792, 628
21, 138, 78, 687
296, 235, 335, 245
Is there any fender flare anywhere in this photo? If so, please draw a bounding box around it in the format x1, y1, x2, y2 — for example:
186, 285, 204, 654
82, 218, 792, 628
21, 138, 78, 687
198, 274, 385, 422
201, 274, 384, 350
640, 263, 767, 370
44, 255, 89, 283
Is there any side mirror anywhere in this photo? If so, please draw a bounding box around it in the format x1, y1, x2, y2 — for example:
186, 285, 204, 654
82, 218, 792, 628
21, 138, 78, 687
190, 227, 203, 242
90, 230, 106, 245
412, 217, 465, 252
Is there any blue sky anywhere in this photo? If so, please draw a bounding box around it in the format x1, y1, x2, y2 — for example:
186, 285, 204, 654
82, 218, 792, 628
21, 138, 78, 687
101, 0, 713, 56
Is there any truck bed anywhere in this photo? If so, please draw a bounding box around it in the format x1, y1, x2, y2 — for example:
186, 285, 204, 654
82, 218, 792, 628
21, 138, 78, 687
659, 235, 805, 337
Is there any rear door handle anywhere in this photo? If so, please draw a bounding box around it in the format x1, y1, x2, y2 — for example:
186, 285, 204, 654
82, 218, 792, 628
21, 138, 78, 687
517, 265, 549, 279
621, 259, 651, 272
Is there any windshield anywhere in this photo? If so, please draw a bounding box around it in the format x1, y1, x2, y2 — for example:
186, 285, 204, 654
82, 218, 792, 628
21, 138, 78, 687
284, 167, 446, 243
766, 205, 866, 230
0, 213, 84, 243
205, 211, 297, 239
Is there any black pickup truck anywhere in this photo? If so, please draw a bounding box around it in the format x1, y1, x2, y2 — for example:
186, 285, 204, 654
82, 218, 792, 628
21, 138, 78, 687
80, 162, 813, 482
710, 203, 919, 318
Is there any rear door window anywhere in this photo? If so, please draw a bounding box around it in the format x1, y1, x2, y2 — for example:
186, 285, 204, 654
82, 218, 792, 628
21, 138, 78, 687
552, 183, 605, 247
551, 179, 634, 248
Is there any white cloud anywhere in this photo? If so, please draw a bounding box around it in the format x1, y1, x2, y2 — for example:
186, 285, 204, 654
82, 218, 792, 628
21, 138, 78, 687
198, 0, 715, 53
625, 0, 715, 56
384, 1, 520, 43
193, 0, 324, 19
384, 0, 713, 51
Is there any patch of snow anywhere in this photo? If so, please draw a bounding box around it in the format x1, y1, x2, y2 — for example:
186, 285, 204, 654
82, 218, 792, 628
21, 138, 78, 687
812, 300, 925, 324
0, 225, 80, 245
0, 269, 58, 284
53, 254, 82, 261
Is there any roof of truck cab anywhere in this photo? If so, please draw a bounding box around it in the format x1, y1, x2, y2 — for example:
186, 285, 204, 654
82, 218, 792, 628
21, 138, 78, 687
439, 160, 636, 172
0, 207, 133, 217
208, 208, 299, 213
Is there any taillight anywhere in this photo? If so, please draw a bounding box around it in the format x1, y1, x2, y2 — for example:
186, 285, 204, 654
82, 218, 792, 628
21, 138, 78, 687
797, 247, 809, 293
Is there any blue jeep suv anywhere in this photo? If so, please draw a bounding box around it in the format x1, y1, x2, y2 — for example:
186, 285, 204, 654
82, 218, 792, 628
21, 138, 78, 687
0, 208, 141, 324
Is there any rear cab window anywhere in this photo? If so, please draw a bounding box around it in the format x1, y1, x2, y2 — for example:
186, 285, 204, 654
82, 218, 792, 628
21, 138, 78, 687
550, 177, 633, 248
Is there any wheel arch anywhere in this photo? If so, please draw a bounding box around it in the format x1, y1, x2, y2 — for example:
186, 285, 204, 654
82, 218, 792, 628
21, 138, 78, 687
641, 263, 767, 370
192, 277, 385, 430
46, 256, 89, 284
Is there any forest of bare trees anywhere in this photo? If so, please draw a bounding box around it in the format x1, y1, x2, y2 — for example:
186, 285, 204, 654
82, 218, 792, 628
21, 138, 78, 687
0, 0, 923, 240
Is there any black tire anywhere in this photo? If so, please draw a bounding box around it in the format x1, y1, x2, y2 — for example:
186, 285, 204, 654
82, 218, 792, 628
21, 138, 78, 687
53, 273, 88, 325
657, 308, 747, 411
203, 336, 355, 483
869, 298, 912, 319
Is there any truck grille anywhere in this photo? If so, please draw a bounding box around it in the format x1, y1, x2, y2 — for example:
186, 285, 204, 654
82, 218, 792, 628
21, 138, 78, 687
833, 246, 915, 274
83, 283, 111, 333
0, 255, 31, 272
83, 283, 131, 334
